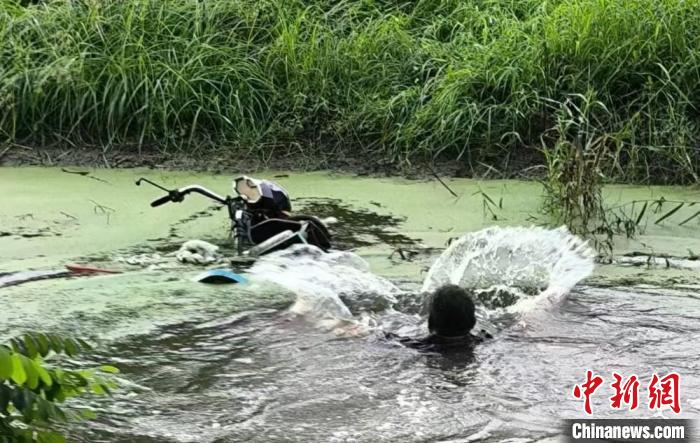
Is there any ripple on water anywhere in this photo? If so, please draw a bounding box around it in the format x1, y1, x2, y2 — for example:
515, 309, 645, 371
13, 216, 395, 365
5, 225, 700, 442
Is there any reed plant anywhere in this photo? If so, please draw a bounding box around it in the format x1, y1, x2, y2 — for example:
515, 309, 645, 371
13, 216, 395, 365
1, 0, 699, 183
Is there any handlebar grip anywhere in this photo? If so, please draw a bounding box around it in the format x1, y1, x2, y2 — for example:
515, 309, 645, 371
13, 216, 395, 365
150, 195, 172, 207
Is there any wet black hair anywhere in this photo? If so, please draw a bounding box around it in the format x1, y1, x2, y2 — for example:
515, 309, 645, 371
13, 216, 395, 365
427, 284, 476, 337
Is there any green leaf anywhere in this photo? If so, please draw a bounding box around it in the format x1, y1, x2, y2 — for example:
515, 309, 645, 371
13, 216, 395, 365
76, 338, 93, 351
43, 377, 62, 401
37, 430, 67, 443
1, 332, 116, 443
36, 396, 51, 421
0, 346, 12, 379
11, 338, 25, 355
23, 388, 36, 420
99, 365, 119, 374
55, 388, 66, 403
36, 397, 66, 423
75, 370, 92, 386
23, 334, 39, 359
63, 339, 78, 357
53, 368, 64, 380
80, 409, 98, 420
51, 402, 67, 421
34, 360, 53, 387
22, 355, 39, 390
10, 353, 27, 385
36, 333, 51, 357
48, 335, 64, 354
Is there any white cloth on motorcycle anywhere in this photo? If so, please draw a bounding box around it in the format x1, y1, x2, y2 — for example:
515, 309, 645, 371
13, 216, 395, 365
234, 176, 291, 215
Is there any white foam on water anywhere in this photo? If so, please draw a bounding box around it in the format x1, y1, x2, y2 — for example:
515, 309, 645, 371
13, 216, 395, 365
247, 244, 401, 321
421, 226, 595, 313
248, 226, 594, 324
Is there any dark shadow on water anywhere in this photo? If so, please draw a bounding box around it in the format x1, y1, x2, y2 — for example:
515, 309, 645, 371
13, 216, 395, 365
296, 197, 418, 249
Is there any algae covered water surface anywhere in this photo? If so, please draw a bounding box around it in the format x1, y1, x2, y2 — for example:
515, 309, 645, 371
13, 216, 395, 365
2, 167, 700, 442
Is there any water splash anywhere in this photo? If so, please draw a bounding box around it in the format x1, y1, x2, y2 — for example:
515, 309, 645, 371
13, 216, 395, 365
421, 226, 595, 313
248, 227, 593, 325
247, 245, 401, 322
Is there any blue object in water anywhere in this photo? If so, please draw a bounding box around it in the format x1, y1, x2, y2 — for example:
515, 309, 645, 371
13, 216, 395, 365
194, 269, 248, 284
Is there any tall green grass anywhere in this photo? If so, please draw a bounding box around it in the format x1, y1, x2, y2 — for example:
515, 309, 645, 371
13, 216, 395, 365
1, 0, 699, 182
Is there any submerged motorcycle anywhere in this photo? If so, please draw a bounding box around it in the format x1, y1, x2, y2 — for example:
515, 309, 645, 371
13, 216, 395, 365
136, 175, 332, 257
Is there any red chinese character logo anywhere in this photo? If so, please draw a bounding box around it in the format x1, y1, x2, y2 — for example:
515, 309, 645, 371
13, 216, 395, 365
648, 372, 681, 413
610, 372, 639, 410
573, 370, 604, 414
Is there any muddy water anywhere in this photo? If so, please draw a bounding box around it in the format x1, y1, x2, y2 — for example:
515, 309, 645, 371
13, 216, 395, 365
1, 167, 700, 442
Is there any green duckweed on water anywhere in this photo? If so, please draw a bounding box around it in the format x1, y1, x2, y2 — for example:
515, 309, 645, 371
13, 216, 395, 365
2, 166, 700, 280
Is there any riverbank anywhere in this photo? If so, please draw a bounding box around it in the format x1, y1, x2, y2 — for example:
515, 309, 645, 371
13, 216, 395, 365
0, 143, 546, 179
2, 0, 700, 184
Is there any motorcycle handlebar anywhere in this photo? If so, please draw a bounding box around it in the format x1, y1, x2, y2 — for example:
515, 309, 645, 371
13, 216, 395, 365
151, 194, 174, 207
148, 186, 229, 208
177, 185, 227, 204
138, 178, 231, 207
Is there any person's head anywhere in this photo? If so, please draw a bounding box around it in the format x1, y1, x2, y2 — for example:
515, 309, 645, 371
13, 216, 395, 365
427, 285, 476, 338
